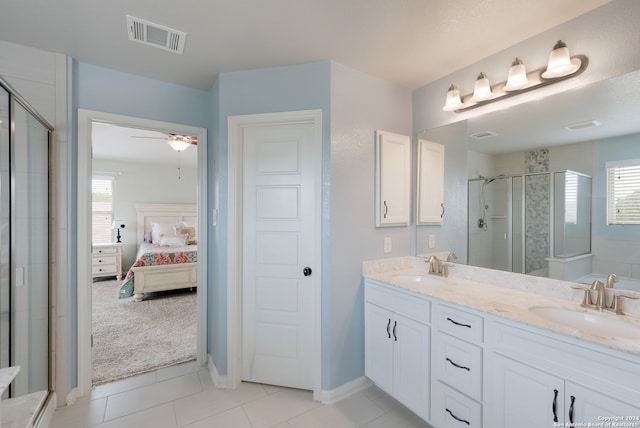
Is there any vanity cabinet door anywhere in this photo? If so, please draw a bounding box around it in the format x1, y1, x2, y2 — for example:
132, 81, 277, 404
364, 302, 394, 393
489, 354, 564, 428
375, 130, 410, 227
565, 382, 640, 426
393, 313, 430, 422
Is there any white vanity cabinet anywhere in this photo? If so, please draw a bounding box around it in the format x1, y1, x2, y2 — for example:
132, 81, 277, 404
364, 280, 431, 421
432, 304, 484, 428
487, 320, 640, 428
375, 130, 411, 227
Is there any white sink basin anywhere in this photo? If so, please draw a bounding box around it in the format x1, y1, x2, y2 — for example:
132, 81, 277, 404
528, 306, 640, 340
392, 273, 445, 285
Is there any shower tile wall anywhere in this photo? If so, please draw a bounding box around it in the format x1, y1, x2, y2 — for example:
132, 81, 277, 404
525, 149, 550, 275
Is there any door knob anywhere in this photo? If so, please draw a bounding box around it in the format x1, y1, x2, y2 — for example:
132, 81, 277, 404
303, 267, 312, 277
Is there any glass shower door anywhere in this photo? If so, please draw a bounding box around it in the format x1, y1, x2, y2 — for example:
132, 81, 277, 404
0, 87, 9, 398
11, 101, 50, 395
468, 177, 512, 271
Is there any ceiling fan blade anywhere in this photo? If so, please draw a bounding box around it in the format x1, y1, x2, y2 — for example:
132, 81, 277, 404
130, 135, 167, 139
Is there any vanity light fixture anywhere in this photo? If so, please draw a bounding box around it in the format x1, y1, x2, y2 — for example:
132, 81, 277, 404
542, 40, 580, 79
503, 58, 531, 91
470, 73, 494, 102
442, 85, 464, 111
443, 40, 587, 113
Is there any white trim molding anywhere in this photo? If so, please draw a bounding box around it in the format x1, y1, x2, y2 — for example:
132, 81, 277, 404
315, 376, 373, 404
76, 109, 208, 396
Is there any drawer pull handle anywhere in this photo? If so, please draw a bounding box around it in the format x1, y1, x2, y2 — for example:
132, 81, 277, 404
569, 395, 575, 424
552, 389, 558, 422
446, 408, 470, 425
392, 321, 397, 341
446, 317, 471, 328
386, 318, 391, 339
383, 201, 388, 219
446, 357, 470, 371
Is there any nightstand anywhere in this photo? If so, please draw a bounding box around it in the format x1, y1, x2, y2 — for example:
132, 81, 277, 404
92, 243, 123, 280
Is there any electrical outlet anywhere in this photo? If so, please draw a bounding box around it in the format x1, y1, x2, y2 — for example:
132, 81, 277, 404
384, 237, 392, 253
428, 234, 436, 249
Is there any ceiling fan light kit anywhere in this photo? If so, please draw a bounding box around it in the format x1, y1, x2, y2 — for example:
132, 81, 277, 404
443, 40, 587, 113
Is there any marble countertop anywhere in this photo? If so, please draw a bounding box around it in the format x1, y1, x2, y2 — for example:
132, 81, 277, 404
0, 366, 20, 396
363, 257, 640, 357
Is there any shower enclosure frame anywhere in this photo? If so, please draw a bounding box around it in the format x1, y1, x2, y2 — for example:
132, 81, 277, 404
468, 170, 592, 275
0, 75, 54, 421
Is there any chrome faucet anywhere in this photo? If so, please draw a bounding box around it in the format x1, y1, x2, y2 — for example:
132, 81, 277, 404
571, 278, 639, 315
426, 255, 442, 275
590, 280, 606, 311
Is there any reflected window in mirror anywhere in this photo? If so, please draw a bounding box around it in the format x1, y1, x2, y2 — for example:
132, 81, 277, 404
606, 159, 640, 225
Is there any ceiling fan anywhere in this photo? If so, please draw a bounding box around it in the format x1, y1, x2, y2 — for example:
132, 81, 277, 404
131, 132, 198, 151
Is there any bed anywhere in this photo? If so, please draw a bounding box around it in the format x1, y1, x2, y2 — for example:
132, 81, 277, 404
119, 203, 198, 302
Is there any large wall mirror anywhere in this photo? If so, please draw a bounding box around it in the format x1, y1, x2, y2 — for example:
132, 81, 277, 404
415, 68, 640, 292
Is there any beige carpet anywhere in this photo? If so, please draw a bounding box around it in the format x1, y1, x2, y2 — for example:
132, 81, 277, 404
91, 279, 197, 385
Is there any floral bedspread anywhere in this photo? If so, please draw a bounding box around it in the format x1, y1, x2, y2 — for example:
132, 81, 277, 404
119, 246, 197, 299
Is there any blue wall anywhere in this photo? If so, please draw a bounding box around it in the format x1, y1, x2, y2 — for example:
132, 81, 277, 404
72, 62, 211, 389
208, 61, 331, 376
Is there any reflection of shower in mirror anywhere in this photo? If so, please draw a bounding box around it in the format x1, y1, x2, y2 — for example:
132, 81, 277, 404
478, 177, 497, 231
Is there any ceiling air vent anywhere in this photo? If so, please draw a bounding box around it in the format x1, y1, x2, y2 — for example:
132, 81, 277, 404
564, 119, 601, 131
126, 15, 186, 55
469, 131, 498, 140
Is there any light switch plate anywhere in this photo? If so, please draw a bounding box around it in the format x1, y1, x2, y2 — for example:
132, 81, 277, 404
428, 234, 436, 249
384, 237, 392, 253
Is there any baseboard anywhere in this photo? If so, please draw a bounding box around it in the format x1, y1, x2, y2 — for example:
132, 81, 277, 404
207, 354, 230, 388
315, 376, 373, 404
65, 387, 79, 406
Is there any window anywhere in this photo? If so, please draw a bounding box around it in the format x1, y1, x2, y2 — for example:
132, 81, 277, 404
92, 176, 114, 243
607, 159, 640, 225
564, 172, 578, 224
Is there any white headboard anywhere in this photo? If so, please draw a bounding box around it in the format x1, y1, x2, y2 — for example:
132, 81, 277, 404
134, 203, 197, 243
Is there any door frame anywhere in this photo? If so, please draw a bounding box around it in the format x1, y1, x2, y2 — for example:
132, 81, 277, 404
227, 109, 322, 398
76, 109, 208, 396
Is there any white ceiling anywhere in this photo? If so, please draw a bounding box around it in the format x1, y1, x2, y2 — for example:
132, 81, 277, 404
92, 122, 198, 167
0, 0, 612, 91
464, 68, 640, 154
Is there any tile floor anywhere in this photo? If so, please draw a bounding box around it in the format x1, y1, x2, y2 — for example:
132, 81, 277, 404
50, 362, 433, 428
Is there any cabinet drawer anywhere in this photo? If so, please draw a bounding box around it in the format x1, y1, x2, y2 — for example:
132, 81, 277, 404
435, 332, 483, 400
365, 282, 430, 324
93, 255, 117, 266
433, 381, 482, 428
435, 303, 483, 344
92, 264, 117, 275
93, 247, 117, 255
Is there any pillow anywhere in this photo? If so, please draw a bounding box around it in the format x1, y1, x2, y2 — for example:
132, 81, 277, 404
151, 223, 178, 245
159, 233, 188, 247
175, 226, 197, 245
144, 231, 153, 243
179, 221, 198, 242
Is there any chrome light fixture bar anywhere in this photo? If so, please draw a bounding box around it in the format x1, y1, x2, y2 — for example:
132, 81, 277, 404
443, 40, 588, 113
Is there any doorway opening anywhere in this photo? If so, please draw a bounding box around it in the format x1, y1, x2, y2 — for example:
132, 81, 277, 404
77, 110, 207, 395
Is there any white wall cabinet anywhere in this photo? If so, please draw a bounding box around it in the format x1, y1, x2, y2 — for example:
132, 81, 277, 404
364, 281, 430, 421
417, 139, 444, 224
375, 130, 411, 227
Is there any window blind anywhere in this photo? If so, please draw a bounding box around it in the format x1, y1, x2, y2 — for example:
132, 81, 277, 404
564, 173, 578, 224
607, 159, 640, 225
92, 177, 114, 243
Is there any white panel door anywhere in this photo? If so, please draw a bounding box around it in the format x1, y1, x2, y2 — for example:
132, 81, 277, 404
242, 121, 317, 390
